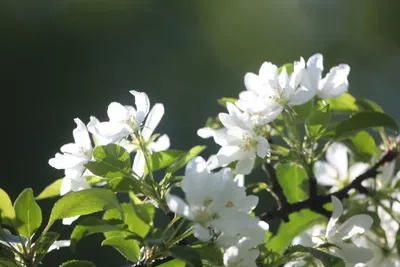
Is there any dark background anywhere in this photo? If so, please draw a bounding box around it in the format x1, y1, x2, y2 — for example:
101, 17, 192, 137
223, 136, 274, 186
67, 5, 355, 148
1, 1, 400, 266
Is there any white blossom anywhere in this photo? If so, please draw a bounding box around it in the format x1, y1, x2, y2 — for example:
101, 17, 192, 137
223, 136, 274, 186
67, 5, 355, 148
88, 90, 170, 177
236, 57, 315, 123
223, 238, 259, 267
314, 143, 369, 191
302, 53, 350, 99
312, 196, 373, 266
215, 103, 269, 175
166, 157, 262, 240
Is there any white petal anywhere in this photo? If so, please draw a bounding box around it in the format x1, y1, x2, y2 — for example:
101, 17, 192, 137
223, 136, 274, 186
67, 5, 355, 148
193, 224, 212, 242
149, 134, 170, 152
73, 118, 92, 151
132, 151, 146, 178
278, 67, 290, 96
206, 155, 220, 171
332, 242, 373, 264
349, 163, 370, 181
60, 177, 90, 196
234, 156, 256, 175
288, 85, 316, 106
304, 53, 324, 90
90, 121, 131, 144
107, 102, 129, 122
326, 143, 349, 180
62, 216, 79, 225
332, 214, 373, 241
142, 103, 164, 140
48, 153, 86, 170
318, 64, 350, 99
255, 136, 269, 158
129, 90, 150, 125
314, 161, 339, 186
197, 127, 216, 139
233, 174, 245, 187
239, 195, 259, 213
326, 196, 343, 239
259, 61, 278, 81
60, 143, 81, 155
217, 146, 244, 166
48, 240, 71, 252
165, 193, 192, 219
185, 156, 208, 178
244, 73, 263, 92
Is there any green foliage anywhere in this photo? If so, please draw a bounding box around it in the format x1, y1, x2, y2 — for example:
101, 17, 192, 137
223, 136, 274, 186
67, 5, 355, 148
356, 99, 384, 112
217, 97, 237, 107
101, 236, 141, 262
267, 210, 324, 254
14, 188, 42, 239
107, 177, 142, 194
335, 111, 398, 138
85, 144, 131, 179
156, 259, 186, 267
344, 131, 377, 161
326, 93, 358, 112
305, 103, 330, 138
70, 216, 127, 251
121, 197, 154, 239
49, 188, 121, 225
292, 101, 313, 121
278, 63, 294, 75
276, 163, 308, 203
168, 246, 203, 267
33, 232, 60, 265
59, 260, 96, 267
149, 150, 186, 173
287, 245, 345, 267
166, 146, 206, 174
192, 244, 224, 266
0, 188, 16, 227
36, 179, 63, 200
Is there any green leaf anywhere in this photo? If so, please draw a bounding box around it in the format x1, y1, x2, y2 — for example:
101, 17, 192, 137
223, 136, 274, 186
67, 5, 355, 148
49, 188, 120, 225
70, 216, 127, 251
33, 232, 60, 265
345, 131, 377, 160
396, 228, 400, 257
192, 244, 223, 266
335, 111, 398, 138
107, 177, 142, 194
217, 97, 237, 107
356, 99, 384, 113
14, 188, 42, 238
0, 259, 23, 267
292, 101, 313, 121
149, 150, 186, 173
0, 243, 15, 260
59, 260, 96, 267
306, 104, 330, 137
276, 163, 307, 203
326, 93, 358, 112
287, 245, 345, 267
101, 236, 140, 262
85, 144, 131, 179
102, 209, 125, 239
167, 146, 206, 174
267, 210, 324, 254
169, 246, 203, 267
156, 259, 185, 267
0, 188, 16, 227
121, 201, 153, 238
36, 179, 63, 200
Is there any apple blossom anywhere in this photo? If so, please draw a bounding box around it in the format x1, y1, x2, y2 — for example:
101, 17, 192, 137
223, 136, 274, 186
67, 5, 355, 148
223, 238, 260, 267
302, 53, 350, 99
314, 142, 369, 191
215, 103, 269, 175
312, 196, 373, 266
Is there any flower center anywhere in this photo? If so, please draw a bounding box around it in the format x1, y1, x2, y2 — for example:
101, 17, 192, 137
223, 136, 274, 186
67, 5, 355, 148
241, 133, 257, 151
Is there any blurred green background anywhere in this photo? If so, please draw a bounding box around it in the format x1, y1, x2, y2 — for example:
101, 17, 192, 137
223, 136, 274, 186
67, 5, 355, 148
1, 0, 400, 266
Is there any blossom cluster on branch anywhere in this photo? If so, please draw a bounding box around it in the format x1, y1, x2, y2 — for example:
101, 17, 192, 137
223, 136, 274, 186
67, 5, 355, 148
0, 53, 399, 267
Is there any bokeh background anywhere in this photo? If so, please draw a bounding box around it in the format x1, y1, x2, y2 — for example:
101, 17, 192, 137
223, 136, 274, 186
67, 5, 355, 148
1, 0, 400, 266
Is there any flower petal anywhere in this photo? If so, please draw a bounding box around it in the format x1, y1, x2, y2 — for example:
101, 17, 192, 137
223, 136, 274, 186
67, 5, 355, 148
332, 214, 373, 241
348, 163, 369, 181
326, 196, 343, 239
193, 224, 212, 242
217, 146, 244, 166
142, 103, 164, 140
326, 142, 349, 180
318, 64, 350, 99
255, 136, 269, 158
149, 134, 170, 152
304, 53, 323, 90
129, 90, 150, 125
165, 193, 192, 219
73, 118, 92, 151
332, 242, 373, 265
107, 102, 129, 122
314, 161, 339, 186
132, 151, 146, 178
62, 216, 79, 225
234, 156, 255, 175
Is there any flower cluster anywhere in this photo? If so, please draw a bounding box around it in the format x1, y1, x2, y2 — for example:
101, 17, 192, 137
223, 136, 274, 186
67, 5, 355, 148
166, 157, 268, 267
199, 53, 350, 175
48, 91, 170, 223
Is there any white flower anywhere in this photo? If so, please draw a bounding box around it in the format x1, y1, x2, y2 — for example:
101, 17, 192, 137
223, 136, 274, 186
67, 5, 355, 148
313, 196, 373, 266
303, 53, 350, 99
236, 57, 315, 123
216, 103, 269, 175
166, 157, 260, 239
88, 91, 170, 177
314, 143, 369, 191
223, 238, 259, 267
48, 118, 91, 197
377, 201, 399, 248
354, 235, 400, 267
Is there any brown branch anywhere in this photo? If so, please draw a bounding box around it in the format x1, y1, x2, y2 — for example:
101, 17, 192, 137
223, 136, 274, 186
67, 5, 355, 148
260, 149, 398, 222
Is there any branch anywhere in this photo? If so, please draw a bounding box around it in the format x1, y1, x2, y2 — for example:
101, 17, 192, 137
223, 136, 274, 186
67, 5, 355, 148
260, 149, 398, 222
